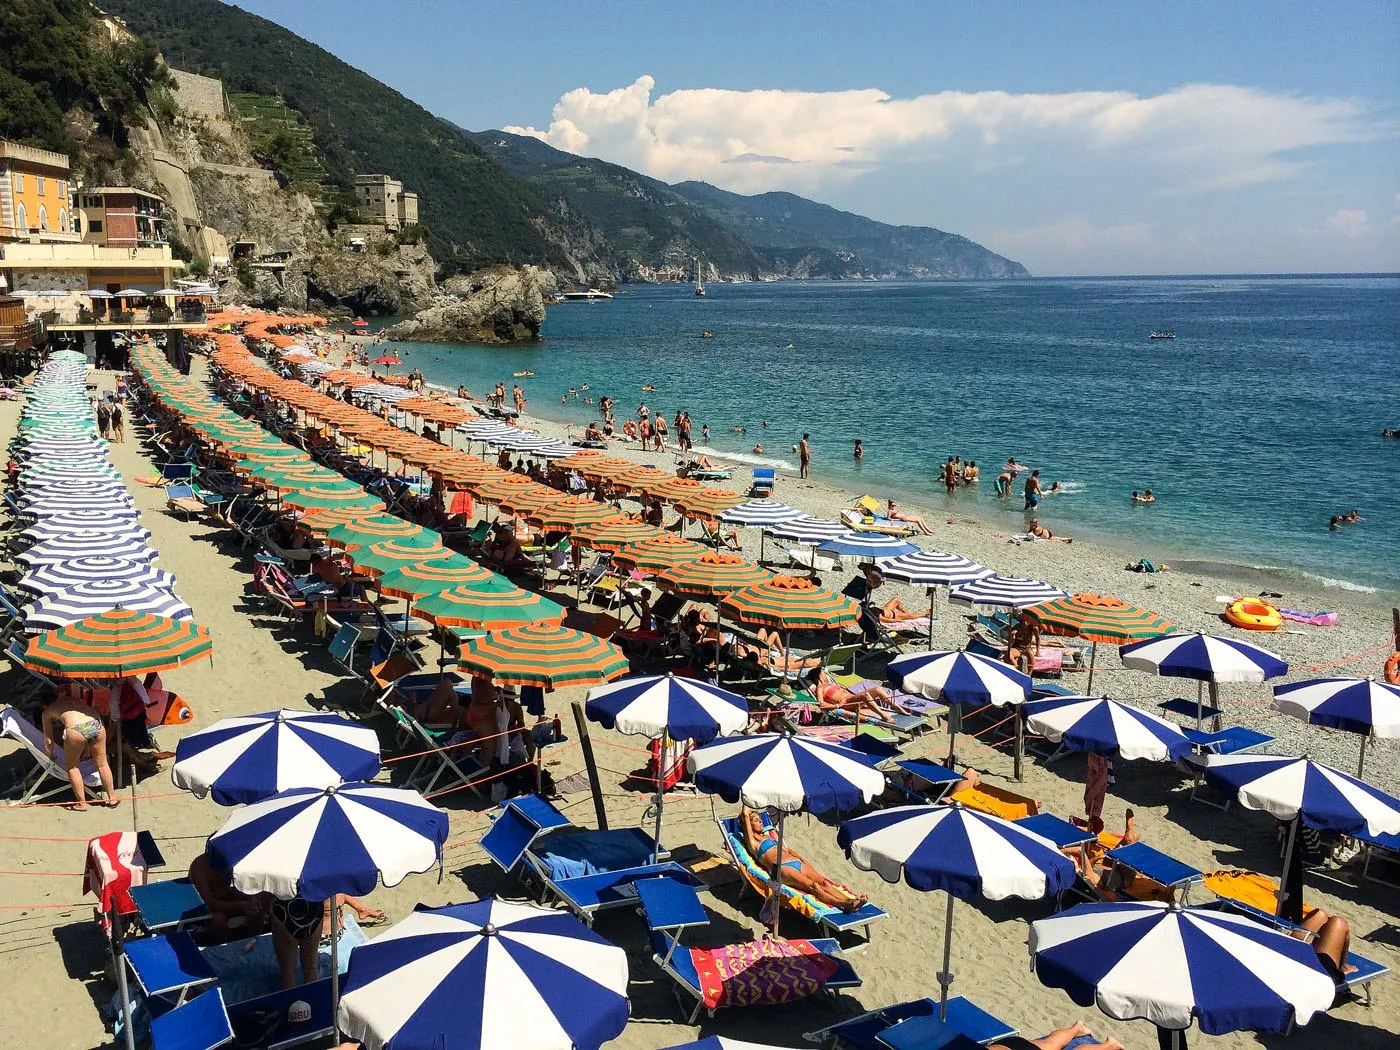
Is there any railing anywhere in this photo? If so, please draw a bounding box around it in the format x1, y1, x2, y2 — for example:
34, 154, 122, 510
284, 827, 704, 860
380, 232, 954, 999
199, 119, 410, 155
0, 321, 41, 352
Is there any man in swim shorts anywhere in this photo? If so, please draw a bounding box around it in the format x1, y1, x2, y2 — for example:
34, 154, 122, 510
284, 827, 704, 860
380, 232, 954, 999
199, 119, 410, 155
1024, 469, 1043, 510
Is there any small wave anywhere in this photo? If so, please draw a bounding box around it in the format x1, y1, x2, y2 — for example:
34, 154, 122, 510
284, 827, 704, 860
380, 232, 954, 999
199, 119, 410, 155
1173, 560, 1382, 595
1050, 481, 1086, 494
702, 448, 798, 471
1281, 569, 1379, 594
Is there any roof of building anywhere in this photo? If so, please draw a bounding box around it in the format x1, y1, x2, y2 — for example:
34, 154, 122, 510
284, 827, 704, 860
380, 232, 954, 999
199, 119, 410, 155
89, 187, 167, 202
0, 140, 71, 173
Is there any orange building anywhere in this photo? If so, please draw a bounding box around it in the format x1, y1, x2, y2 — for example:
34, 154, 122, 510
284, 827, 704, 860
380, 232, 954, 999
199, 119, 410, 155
0, 140, 79, 243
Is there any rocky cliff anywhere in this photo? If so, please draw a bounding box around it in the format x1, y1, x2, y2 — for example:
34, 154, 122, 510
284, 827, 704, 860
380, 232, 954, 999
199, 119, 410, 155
383, 266, 558, 344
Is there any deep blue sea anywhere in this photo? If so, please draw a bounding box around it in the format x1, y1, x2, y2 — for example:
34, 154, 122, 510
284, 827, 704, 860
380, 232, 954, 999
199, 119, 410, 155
377, 276, 1400, 594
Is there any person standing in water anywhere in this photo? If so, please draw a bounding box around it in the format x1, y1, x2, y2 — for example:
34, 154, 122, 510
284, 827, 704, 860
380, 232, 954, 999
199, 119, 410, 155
1024, 469, 1043, 511
799, 434, 811, 479
853, 439, 864, 461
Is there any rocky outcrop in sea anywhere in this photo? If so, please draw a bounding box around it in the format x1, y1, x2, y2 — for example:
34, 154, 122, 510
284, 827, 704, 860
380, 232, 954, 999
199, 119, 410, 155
384, 265, 557, 344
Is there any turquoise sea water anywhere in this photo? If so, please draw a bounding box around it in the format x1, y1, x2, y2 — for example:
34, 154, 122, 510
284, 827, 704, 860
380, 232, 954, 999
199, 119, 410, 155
377, 276, 1400, 594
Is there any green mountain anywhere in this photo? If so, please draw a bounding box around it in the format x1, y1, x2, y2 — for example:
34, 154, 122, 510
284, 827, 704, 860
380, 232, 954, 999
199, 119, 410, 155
468, 130, 1027, 279
99, 0, 571, 273
465, 130, 763, 281
671, 181, 1029, 278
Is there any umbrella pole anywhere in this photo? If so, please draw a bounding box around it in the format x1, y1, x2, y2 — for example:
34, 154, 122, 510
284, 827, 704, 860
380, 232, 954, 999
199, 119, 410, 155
945, 705, 959, 768
331, 912, 341, 1045
1086, 642, 1098, 693
926, 587, 936, 650
651, 731, 667, 864
1277, 815, 1300, 918
1208, 681, 1221, 732
111, 903, 138, 1050
768, 811, 786, 937
1358, 735, 1367, 779
937, 891, 956, 1020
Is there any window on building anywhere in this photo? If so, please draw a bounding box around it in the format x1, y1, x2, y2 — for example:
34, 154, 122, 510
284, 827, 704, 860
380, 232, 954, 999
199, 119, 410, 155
37, 176, 46, 196
13, 172, 22, 193
59, 180, 66, 198
59, 209, 68, 232
16, 203, 27, 231
83, 195, 102, 208
38, 205, 48, 230
88, 219, 103, 233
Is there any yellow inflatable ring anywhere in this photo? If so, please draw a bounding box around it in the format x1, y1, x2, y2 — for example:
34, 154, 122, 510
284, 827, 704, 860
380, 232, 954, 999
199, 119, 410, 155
1225, 597, 1283, 631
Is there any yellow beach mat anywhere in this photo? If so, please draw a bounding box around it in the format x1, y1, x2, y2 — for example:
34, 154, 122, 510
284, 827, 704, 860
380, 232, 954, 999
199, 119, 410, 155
950, 782, 1041, 821
1203, 869, 1317, 920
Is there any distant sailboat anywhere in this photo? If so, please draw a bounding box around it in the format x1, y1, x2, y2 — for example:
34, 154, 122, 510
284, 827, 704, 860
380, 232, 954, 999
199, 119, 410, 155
694, 257, 706, 297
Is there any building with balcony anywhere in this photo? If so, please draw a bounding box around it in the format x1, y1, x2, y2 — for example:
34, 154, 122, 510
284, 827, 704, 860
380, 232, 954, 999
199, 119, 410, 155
0, 242, 205, 330
353, 174, 419, 231
0, 140, 81, 244
74, 186, 172, 249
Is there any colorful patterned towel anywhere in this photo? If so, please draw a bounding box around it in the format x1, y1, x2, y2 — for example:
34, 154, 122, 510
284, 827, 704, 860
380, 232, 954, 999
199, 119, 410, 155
690, 937, 838, 1009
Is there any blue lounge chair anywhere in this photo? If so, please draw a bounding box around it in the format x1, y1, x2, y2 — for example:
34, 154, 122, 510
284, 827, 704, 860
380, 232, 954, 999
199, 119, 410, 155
891, 758, 964, 803
1102, 841, 1204, 903
129, 879, 211, 935
150, 988, 232, 1050
1357, 828, 1400, 889
125, 932, 218, 1009
225, 977, 336, 1050
804, 995, 1017, 1048
716, 812, 887, 949
750, 467, 776, 497
1183, 727, 1275, 808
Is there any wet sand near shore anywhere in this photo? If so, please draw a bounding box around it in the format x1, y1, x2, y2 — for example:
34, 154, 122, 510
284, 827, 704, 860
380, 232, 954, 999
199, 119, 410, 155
0, 358, 1395, 1050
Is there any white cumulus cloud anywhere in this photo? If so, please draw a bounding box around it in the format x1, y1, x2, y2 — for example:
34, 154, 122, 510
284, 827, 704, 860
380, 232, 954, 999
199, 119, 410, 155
505, 76, 1384, 196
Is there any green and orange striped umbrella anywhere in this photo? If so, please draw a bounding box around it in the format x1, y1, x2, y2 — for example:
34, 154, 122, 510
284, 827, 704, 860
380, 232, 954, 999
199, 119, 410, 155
468, 474, 538, 504
575, 457, 634, 480
257, 472, 362, 495
655, 551, 773, 598
642, 476, 705, 504
527, 496, 625, 534
456, 622, 630, 690
298, 506, 379, 536
720, 574, 861, 630
673, 487, 746, 521
24, 608, 213, 678
553, 450, 607, 470
375, 557, 499, 600
280, 485, 385, 516
351, 538, 450, 577
609, 465, 670, 492
323, 513, 436, 551
573, 519, 666, 553
611, 534, 709, 574
496, 484, 565, 517
1023, 593, 1175, 646
412, 583, 566, 630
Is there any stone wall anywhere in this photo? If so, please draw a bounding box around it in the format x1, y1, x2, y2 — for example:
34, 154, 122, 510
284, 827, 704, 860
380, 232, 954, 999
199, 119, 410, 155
170, 69, 227, 120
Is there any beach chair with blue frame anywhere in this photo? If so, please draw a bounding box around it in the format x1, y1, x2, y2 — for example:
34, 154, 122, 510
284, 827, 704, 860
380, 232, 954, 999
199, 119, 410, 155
715, 808, 888, 949
1, 705, 102, 803
149, 987, 232, 1050
124, 931, 219, 1011
224, 977, 337, 1049
1198, 897, 1389, 1007
804, 995, 1018, 1048
750, 467, 777, 497
1182, 727, 1276, 809
1357, 829, 1400, 889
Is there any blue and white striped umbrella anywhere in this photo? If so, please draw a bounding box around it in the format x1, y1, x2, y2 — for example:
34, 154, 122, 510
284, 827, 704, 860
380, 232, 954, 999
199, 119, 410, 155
461, 420, 517, 439
207, 782, 449, 901
688, 732, 884, 813
18, 557, 173, 597
15, 437, 105, 455
24, 580, 191, 631
841, 803, 1077, 1017
337, 898, 630, 1050
19, 468, 122, 489
817, 531, 920, 561
1023, 695, 1191, 762
298, 360, 334, 374
173, 710, 382, 806
520, 440, 578, 460
18, 478, 127, 499
1120, 633, 1288, 684
720, 500, 806, 527
840, 804, 1075, 900
880, 550, 994, 588
1271, 677, 1400, 739
17, 533, 156, 566
21, 511, 144, 539
889, 650, 1033, 708
1029, 901, 1335, 1034
20, 494, 137, 518
1200, 753, 1400, 835
585, 672, 749, 744
949, 574, 1067, 609
763, 515, 848, 543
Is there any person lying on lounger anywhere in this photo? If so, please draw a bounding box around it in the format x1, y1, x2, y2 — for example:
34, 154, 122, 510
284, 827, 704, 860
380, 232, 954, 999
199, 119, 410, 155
740, 806, 868, 912
993, 1021, 1124, 1050
878, 595, 927, 623
1293, 907, 1358, 985
805, 666, 912, 717
727, 627, 824, 673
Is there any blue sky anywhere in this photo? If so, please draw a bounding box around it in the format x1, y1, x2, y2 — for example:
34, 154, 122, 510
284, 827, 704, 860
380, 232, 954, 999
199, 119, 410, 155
234, 1, 1399, 275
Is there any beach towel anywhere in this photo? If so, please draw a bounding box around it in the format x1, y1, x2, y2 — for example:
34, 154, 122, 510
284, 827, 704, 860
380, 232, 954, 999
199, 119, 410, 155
690, 937, 838, 1009
84, 831, 162, 923
1280, 608, 1337, 626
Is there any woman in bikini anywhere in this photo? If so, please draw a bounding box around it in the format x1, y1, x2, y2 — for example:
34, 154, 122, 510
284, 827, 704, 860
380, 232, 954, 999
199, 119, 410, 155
41, 696, 117, 810
805, 666, 910, 717
740, 806, 867, 912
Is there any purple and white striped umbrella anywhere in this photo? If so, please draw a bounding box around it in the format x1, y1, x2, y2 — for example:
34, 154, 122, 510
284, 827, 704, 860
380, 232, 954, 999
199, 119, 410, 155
949, 574, 1067, 610
16, 533, 157, 567
720, 500, 806, 528
20, 492, 135, 517
23, 516, 150, 544
18, 477, 126, 498
24, 580, 191, 631
18, 557, 174, 597
763, 515, 849, 543
882, 550, 995, 588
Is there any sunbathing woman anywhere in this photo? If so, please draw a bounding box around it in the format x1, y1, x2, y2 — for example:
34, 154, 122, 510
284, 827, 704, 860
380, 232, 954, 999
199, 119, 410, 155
42, 696, 117, 809
1294, 907, 1358, 984
878, 595, 926, 623
806, 666, 911, 717
741, 806, 868, 912
992, 1021, 1123, 1050
886, 499, 934, 536
728, 627, 824, 674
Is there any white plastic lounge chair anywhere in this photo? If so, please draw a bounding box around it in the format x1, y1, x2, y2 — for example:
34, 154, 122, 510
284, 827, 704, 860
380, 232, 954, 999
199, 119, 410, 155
0, 705, 102, 804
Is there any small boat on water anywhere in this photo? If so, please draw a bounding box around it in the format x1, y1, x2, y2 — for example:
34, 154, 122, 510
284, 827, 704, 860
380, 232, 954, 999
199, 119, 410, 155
1149, 330, 1176, 340
695, 257, 706, 297
562, 289, 613, 301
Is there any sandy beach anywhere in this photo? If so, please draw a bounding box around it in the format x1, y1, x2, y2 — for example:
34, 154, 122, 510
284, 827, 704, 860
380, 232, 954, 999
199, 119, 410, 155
0, 352, 1396, 1050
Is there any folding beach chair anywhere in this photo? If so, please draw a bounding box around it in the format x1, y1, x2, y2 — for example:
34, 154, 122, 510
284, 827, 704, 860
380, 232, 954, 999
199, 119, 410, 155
224, 977, 337, 1050
395, 710, 487, 799
1357, 829, 1400, 889
0, 705, 102, 804
749, 468, 776, 497
804, 996, 1017, 1049
124, 931, 218, 1009
164, 482, 206, 521
128, 878, 211, 935
150, 987, 232, 1050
